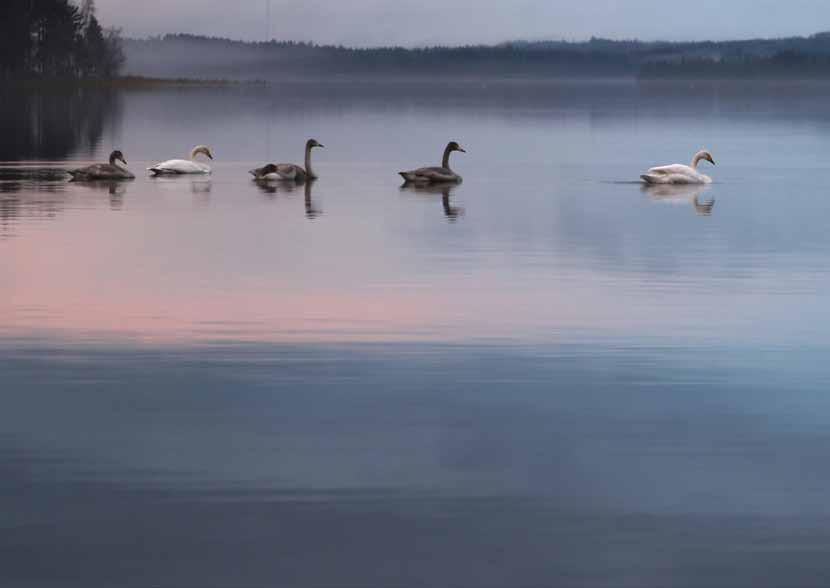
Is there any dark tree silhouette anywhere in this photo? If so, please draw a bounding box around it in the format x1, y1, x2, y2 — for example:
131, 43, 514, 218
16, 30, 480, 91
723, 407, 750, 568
0, 0, 124, 80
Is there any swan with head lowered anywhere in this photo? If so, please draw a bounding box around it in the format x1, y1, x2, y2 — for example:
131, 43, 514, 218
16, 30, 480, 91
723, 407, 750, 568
641, 150, 716, 185
149, 145, 213, 175
400, 141, 466, 184
68, 150, 134, 181
249, 139, 324, 182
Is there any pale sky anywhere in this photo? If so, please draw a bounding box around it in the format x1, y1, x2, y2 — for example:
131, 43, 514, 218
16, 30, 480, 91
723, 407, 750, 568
95, 0, 830, 46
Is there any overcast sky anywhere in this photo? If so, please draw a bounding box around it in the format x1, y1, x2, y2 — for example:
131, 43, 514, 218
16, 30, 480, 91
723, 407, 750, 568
95, 0, 830, 46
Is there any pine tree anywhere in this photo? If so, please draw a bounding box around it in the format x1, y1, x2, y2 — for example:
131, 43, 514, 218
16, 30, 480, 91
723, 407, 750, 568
79, 0, 96, 29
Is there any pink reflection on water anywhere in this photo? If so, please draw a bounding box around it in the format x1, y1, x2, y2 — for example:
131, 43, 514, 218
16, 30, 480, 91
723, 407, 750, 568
1, 167, 812, 348
2, 211, 642, 345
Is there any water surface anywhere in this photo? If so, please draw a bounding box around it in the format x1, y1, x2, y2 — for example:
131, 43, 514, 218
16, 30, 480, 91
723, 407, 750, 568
2, 80, 830, 587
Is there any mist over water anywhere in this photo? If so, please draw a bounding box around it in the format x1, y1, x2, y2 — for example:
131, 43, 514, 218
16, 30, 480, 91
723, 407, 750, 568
3, 80, 830, 586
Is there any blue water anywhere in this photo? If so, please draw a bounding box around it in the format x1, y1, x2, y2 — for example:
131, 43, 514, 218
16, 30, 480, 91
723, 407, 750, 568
2, 80, 830, 587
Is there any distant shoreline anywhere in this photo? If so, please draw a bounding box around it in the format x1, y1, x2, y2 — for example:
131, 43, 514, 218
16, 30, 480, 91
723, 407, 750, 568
2, 76, 262, 89
118, 32, 830, 83
9, 75, 830, 89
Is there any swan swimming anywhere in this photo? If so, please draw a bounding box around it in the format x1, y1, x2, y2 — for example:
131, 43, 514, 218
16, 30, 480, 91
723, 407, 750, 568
148, 145, 213, 175
249, 139, 324, 182
68, 150, 135, 181
641, 150, 716, 185
399, 141, 466, 184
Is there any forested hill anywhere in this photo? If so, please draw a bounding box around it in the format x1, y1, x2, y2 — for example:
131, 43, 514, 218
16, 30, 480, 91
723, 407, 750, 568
123, 33, 830, 80
123, 36, 634, 79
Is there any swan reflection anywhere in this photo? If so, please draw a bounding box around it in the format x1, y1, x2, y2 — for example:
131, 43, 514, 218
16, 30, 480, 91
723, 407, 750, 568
189, 178, 212, 194
150, 174, 213, 195
253, 178, 302, 196
71, 179, 129, 209
642, 184, 715, 216
400, 181, 465, 222
254, 179, 322, 220
303, 182, 322, 220
74, 179, 129, 195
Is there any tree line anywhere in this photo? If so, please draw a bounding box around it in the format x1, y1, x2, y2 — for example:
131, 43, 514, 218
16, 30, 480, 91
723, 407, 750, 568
124, 35, 636, 79
0, 0, 124, 80
640, 51, 830, 80
123, 32, 830, 80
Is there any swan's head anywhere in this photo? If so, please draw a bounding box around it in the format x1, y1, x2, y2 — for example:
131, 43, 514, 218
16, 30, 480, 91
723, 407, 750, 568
109, 150, 127, 166
191, 145, 214, 160
447, 141, 466, 154
696, 150, 715, 166
306, 139, 324, 150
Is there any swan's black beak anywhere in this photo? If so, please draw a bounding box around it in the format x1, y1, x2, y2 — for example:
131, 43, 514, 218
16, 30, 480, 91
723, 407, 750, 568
318, 143, 325, 148
120, 158, 128, 165
458, 147, 467, 153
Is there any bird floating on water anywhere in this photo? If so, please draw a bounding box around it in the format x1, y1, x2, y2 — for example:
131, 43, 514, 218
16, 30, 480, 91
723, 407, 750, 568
148, 145, 213, 175
399, 141, 466, 184
68, 150, 135, 181
641, 149, 716, 185
249, 139, 324, 182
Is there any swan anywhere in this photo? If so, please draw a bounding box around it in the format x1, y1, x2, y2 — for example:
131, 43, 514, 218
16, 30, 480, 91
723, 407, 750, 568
68, 150, 134, 181
148, 145, 213, 175
249, 139, 324, 182
641, 150, 716, 185
400, 141, 466, 184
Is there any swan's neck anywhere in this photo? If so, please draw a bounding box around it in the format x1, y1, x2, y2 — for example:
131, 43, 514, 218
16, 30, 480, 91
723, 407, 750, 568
109, 155, 126, 170
305, 145, 316, 179
691, 153, 705, 170
442, 145, 453, 170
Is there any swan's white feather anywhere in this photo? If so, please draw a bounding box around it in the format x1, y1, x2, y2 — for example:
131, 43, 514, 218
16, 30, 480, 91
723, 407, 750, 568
647, 164, 697, 176
641, 172, 711, 185
149, 159, 211, 175
642, 164, 711, 184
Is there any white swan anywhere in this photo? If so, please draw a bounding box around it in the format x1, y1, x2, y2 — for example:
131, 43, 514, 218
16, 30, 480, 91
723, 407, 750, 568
148, 145, 213, 175
641, 149, 715, 185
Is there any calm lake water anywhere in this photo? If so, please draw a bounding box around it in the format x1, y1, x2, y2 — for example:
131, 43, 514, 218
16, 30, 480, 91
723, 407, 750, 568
3, 80, 830, 587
